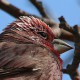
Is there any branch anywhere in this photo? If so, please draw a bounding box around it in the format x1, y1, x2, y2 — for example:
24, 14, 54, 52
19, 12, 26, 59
29, 0, 49, 18
0, 0, 38, 18
0, 0, 56, 26
59, 16, 80, 80
59, 16, 74, 34
60, 29, 75, 42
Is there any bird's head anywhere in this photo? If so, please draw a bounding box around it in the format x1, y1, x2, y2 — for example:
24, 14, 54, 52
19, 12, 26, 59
1, 16, 73, 63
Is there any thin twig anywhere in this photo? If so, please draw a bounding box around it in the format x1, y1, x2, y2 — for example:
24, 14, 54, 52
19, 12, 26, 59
0, 0, 38, 18
59, 16, 74, 34
29, 0, 49, 18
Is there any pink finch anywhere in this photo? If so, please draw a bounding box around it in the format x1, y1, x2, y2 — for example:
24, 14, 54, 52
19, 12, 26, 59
0, 16, 72, 80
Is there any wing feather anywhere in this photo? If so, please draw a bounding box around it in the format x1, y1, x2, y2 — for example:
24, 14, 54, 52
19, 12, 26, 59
0, 42, 62, 80
0, 42, 50, 68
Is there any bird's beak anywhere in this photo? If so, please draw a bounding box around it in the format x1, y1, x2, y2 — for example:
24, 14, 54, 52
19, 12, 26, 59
52, 39, 73, 54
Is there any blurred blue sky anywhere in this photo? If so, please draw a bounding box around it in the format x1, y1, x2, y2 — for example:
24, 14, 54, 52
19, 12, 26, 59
0, 0, 80, 80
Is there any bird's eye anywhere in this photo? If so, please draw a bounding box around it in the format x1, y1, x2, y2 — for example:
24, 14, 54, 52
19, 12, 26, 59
37, 31, 48, 39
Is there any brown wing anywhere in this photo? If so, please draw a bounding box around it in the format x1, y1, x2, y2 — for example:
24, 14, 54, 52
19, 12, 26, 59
0, 42, 62, 80
0, 42, 45, 68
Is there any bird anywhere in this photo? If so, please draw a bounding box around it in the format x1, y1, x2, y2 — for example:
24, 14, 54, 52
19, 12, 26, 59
0, 16, 72, 80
